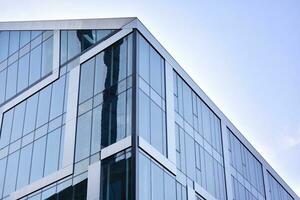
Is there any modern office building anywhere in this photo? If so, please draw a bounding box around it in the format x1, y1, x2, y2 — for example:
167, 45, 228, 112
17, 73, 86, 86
0, 17, 298, 200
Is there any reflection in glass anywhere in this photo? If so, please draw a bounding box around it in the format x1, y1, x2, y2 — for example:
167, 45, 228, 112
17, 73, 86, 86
101, 150, 131, 200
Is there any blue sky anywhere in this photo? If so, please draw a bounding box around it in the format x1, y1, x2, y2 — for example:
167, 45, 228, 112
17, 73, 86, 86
1, 0, 300, 195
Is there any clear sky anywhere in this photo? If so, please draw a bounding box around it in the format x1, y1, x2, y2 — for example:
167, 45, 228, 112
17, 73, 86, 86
1, 0, 300, 196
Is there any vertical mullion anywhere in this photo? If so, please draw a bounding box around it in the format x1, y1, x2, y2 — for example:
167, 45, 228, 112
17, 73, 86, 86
131, 29, 138, 200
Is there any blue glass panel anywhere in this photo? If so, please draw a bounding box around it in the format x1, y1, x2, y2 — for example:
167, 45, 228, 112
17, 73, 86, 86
151, 162, 164, 200
138, 90, 150, 141
17, 53, 30, 92
0, 158, 7, 198
16, 144, 32, 189
10, 101, 26, 142
150, 47, 162, 95
139, 153, 151, 200
0, 31, 9, 62
91, 106, 101, 155
23, 93, 38, 135
94, 52, 107, 95
6, 62, 18, 100
50, 75, 65, 120
0, 69, 7, 104
0, 109, 13, 148
67, 31, 81, 60
138, 35, 150, 83
36, 86, 51, 127
79, 57, 95, 103
75, 111, 92, 162
44, 128, 61, 175
164, 172, 176, 200
29, 45, 42, 85
42, 36, 53, 76
20, 31, 31, 48
150, 101, 164, 154
9, 31, 20, 55
3, 150, 19, 197
30, 136, 46, 182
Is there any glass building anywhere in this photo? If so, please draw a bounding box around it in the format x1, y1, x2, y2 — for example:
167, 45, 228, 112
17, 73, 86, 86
0, 18, 298, 200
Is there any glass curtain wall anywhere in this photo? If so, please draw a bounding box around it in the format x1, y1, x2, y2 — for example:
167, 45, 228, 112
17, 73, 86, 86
173, 71, 226, 200
0, 31, 54, 105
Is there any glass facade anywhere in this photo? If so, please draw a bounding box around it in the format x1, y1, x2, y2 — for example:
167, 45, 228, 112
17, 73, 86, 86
228, 128, 265, 200
267, 172, 294, 200
137, 33, 167, 156
173, 72, 226, 200
0, 20, 297, 200
0, 70, 68, 199
75, 33, 133, 163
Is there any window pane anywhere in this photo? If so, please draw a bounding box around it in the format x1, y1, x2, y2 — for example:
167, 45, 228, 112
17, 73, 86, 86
139, 153, 151, 200
112, 39, 127, 84
75, 111, 92, 162
67, 31, 81, 60
150, 101, 164, 153
20, 31, 31, 48
79, 58, 95, 103
185, 133, 196, 180
150, 47, 162, 95
96, 30, 112, 41
44, 128, 61, 176
76, 30, 96, 51
164, 173, 176, 200
0, 31, 9, 62
151, 163, 164, 200
3, 151, 19, 197
23, 93, 38, 134
9, 31, 20, 55
73, 179, 88, 200
138, 35, 150, 83
50, 75, 65, 120
60, 31, 68, 64
91, 106, 101, 155
29, 45, 42, 85
183, 83, 193, 125
36, 86, 51, 127
0, 158, 7, 198
30, 136, 46, 182
0, 109, 14, 148
0, 70, 6, 104
6, 62, 18, 100
10, 101, 26, 142
138, 90, 150, 141
42, 36, 53, 76
94, 52, 107, 94
17, 54, 30, 92
101, 152, 131, 200
17, 144, 32, 189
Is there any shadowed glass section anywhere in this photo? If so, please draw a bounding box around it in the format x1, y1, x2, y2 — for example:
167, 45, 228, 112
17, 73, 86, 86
75, 34, 133, 163
60, 29, 116, 65
100, 149, 131, 200
0, 31, 54, 105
